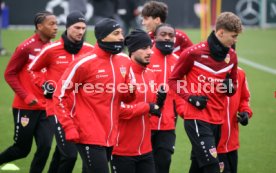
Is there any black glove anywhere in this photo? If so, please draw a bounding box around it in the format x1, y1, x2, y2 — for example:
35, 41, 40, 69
156, 85, 167, 108
237, 112, 249, 126
222, 73, 234, 94
149, 103, 161, 117
188, 95, 208, 110
42, 81, 55, 99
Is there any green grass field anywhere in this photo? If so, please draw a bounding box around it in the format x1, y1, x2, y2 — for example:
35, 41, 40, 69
0, 28, 276, 173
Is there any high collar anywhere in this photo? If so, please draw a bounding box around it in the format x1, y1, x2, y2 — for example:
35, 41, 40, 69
35, 33, 51, 44
131, 60, 146, 74
207, 31, 230, 61
93, 43, 113, 58
152, 45, 165, 57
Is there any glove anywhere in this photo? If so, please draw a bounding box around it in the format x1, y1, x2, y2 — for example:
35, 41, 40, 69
237, 112, 249, 126
188, 95, 208, 110
42, 81, 55, 99
65, 128, 80, 143
222, 73, 234, 94
149, 103, 161, 117
156, 85, 167, 108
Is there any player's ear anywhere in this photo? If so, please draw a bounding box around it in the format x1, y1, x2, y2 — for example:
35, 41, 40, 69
37, 23, 43, 31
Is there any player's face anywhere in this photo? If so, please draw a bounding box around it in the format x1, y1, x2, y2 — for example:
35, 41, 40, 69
67, 22, 86, 42
39, 15, 58, 39
131, 45, 153, 66
102, 28, 124, 42
142, 16, 160, 33
218, 29, 239, 48
155, 26, 175, 42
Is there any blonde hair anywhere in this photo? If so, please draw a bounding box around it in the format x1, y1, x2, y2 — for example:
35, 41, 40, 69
216, 12, 243, 33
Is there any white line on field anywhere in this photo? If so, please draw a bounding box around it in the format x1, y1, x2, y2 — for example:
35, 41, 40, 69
239, 57, 276, 75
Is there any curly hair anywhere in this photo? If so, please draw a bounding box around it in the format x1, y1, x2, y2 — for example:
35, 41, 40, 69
216, 12, 243, 33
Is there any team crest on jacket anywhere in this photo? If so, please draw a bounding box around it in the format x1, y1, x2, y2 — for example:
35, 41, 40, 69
120, 66, 126, 78
21, 116, 29, 127
225, 54, 230, 64
209, 147, 217, 158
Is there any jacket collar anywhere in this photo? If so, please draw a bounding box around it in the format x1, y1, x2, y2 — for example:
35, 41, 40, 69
152, 45, 165, 57
131, 60, 146, 74
93, 43, 113, 58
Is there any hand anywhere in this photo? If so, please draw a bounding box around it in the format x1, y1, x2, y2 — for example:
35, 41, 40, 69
222, 73, 234, 94
156, 85, 167, 108
65, 128, 80, 142
42, 81, 55, 99
237, 112, 249, 126
188, 95, 208, 110
24, 94, 38, 106
149, 103, 161, 117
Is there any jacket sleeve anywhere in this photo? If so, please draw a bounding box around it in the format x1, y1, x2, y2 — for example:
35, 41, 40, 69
168, 50, 194, 101
176, 30, 193, 51
4, 46, 31, 100
28, 47, 50, 87
53, 59, 85, 133
238, 70, 253, 117
119, 102, 150, 119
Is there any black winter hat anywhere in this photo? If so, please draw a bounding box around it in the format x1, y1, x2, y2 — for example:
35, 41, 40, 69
125, 29, 152, 54
66, 11, 86, 28
94, 18, 121, 41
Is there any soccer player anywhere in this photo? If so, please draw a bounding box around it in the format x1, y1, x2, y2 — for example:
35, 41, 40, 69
28, 11, 93, 173
53, 18, 135, 173
168, 12, 243, 173
141, 1, 193, 56
217, 67, 253, 173
147, 23, 179, 173
1, 11, 57, 173
111, 29, 165, 173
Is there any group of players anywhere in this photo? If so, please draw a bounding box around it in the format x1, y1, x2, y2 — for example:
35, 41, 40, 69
0, 1, 252, 173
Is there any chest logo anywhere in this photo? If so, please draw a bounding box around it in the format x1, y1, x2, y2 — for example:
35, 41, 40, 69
120, 66, 126, 78
225, 54, 230, 64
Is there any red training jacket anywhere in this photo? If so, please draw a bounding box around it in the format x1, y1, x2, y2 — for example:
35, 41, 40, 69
113, 61, 156, 156
53, 44, 135, 147
4, 33, 48, 110
217, 67, 253, 153
28, 37, 94, 116
148, 46, 179, 130
169, 42, 238, 124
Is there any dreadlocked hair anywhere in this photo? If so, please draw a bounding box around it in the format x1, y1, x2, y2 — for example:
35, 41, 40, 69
34, 11, 54, 30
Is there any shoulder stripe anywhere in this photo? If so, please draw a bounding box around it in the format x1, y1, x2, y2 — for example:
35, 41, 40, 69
59, 54, 97, 98
83, 42, 94, 48
28, 41, 62, 70
194, 61, 234, 74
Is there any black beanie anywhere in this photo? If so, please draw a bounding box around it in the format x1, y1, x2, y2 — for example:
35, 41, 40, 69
125, 29, 152, 54
94, 18, 121, 41
66, 11, 86, 28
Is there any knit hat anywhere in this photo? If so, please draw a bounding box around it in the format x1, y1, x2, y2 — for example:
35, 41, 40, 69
125, 29, 152, 54
94, 18, 121, 41
66, 11, 86, 28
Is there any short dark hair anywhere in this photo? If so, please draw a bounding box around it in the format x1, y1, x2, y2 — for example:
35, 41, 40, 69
154, 23, 175, 36
216, 12, 243, 33
34, 11, 54, 30
141, 1, 168, 23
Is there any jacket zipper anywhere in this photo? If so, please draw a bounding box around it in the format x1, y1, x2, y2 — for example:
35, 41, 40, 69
138, 71, 146, 155
158, 56, 167, 130
107, 55, 115, 146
